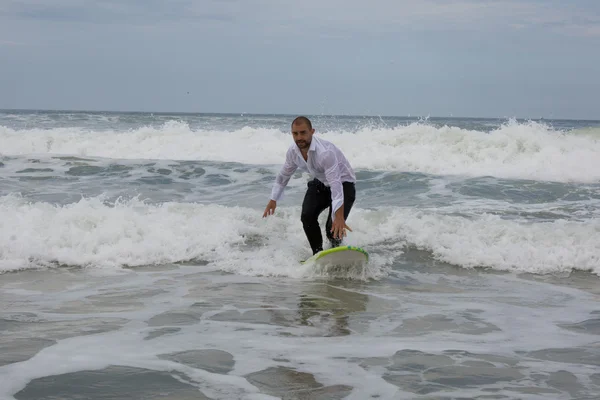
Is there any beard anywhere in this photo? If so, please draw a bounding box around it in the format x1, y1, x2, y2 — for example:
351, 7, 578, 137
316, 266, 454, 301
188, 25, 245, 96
295, 139, 310, 149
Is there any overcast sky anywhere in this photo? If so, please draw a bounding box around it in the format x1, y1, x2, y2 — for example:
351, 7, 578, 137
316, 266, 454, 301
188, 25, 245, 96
1, 0, 599, 119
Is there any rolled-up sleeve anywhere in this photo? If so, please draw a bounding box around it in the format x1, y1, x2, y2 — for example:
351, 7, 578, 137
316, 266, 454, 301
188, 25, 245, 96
270, 148, 298, 201
322, 150, 344, 220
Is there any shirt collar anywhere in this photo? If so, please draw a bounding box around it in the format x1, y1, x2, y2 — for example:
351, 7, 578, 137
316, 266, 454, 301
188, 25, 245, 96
293, 135, 318, 156
308, 135, 318, 152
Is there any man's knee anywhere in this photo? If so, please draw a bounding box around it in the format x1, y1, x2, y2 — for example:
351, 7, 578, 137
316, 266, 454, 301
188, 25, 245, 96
301, 210, 318, 225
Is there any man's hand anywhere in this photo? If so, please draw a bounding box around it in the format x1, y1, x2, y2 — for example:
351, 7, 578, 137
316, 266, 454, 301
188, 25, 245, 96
263, 200, 277, 218
331, 217, 352, 240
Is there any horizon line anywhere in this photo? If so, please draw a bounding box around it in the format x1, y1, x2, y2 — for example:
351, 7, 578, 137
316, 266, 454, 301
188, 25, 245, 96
1, 107, 598, 123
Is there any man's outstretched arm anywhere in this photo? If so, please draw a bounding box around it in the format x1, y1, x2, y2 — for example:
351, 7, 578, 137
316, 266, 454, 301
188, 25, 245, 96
263, 148, 298, 217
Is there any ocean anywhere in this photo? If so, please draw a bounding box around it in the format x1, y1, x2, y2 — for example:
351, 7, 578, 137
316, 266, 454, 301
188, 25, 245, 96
1, 110, 599, 399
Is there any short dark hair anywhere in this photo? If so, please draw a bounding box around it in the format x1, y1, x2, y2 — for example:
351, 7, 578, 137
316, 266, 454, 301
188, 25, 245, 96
292, 116, 312, 130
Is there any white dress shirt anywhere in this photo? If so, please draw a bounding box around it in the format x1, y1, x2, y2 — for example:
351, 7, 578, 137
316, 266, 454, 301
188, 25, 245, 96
270, 135, 356, 220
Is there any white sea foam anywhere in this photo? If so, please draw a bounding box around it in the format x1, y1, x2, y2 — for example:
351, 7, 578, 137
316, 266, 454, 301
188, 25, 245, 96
1, 195, 598, 276
1, 120, 599, 182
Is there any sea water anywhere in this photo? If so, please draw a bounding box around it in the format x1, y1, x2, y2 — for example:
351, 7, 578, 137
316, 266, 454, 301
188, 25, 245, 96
1, 110, 599, 399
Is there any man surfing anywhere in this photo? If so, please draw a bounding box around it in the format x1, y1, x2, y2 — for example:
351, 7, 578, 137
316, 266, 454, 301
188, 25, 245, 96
263, 116, 357, 255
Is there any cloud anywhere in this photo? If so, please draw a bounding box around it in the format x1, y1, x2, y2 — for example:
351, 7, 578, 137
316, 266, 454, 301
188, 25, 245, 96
0, 40, 24, 46
2, 0, 599, 38
0, 0, 234, 25
208, 0, 600, 39
252, 0, 600, 37
523, 5, 600, 37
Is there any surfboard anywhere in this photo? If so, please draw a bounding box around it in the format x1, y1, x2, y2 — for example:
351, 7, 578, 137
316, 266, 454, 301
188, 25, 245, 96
301, 245, 369, 267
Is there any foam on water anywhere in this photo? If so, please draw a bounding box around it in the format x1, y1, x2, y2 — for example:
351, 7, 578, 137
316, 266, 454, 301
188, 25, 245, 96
391, 210, 600, 274
0, 194, 391, 280
2, 119, 600, 183
1, 195, 598, 277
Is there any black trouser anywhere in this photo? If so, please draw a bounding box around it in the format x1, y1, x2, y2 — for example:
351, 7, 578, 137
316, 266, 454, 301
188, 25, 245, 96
300, 178, 356, 255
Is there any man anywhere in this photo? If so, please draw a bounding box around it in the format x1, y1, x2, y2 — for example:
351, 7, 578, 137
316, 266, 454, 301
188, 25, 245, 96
263, 116, 356, 255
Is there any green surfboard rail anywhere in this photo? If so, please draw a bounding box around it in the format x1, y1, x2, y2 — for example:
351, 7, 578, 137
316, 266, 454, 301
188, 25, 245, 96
301, 245, 369, 264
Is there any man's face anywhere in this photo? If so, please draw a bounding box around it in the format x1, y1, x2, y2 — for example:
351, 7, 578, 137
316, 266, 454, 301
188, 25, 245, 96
292, 122, 314, 150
